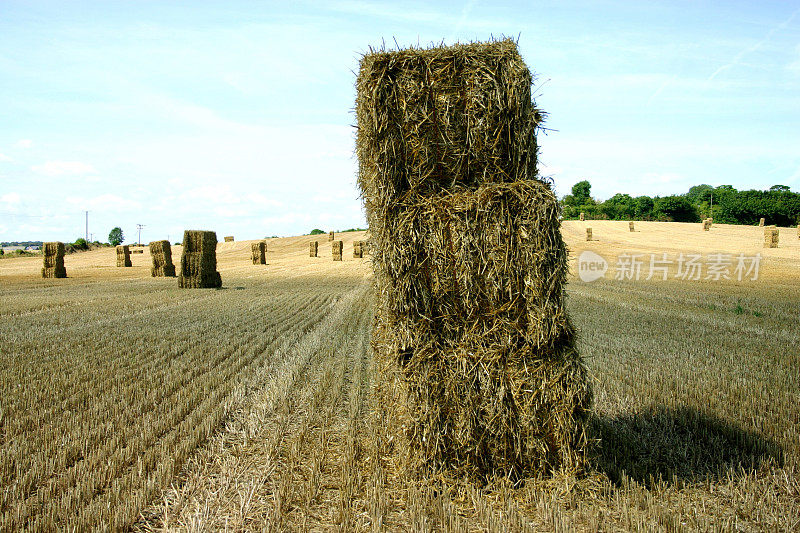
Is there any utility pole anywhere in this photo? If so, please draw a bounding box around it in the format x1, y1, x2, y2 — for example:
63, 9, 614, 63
85, 211, 88, 240
136, 224, 145, 246
710, 191, 713, 218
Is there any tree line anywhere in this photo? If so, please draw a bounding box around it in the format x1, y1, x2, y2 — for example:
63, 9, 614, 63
561, 181, 800, 226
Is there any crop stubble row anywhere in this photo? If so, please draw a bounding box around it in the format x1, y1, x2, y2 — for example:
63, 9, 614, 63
0, 275, 361, 530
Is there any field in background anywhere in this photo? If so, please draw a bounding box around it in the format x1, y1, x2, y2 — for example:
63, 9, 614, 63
1, 223, 798, 530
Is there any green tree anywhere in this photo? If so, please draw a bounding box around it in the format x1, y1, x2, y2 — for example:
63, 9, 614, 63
634, 196, 654, 219
686, 184, 713, 204
309, 228, 325, 235
653, 196, 699, 222
109, 227, 124, 246
601, 193, 635, 220
770, 185, 790, 192
571, 180, 592, 205
72, 238, 89, 251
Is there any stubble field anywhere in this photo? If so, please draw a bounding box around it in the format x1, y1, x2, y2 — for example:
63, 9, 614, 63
1, 223, 798, 531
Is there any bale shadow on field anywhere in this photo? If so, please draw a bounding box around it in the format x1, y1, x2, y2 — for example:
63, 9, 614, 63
589, 406, 783, 487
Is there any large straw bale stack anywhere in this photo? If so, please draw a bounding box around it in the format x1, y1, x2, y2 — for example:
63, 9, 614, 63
251, 241, 267, 265
353, 240, 363, 258
764, 226, 779, 248
328, 231, 335, 241
41, 241, 66, 278
178, 230, 222, 288
332, 240, 343, 261
309, 241, 318, 257
579, 212, 585, 221
759, 218, 765, 227
628, 221, 635, 232
224, 236, 234, 242
356, 39, 590, 482
149, 240, 176, 277
116, 245, 132, 267
586, 227, 593, 241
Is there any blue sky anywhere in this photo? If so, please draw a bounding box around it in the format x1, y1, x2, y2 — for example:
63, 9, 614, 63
1, 1, 798, 242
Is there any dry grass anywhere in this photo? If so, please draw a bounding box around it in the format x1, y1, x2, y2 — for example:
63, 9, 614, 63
1, 224, 798, 530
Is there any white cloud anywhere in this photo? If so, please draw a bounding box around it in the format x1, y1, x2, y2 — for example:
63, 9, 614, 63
788, 44, 800, 75
1, 192, 21, 205
65, 193, 138, 211
14, 139, 32, 149
709, 7, 800, 81
32, 161, 97, 176
0, 153, 12, 162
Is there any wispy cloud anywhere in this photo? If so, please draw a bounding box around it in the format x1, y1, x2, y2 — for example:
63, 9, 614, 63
448, 0, 479, 43
32, 161, 97, 176
328, 1, 442, 24
0, 153, 12, 162
647, 75, 677, 106
14, 139, 32, 149
788, 43, 800, 75
1, 192, 22, 206
708, 7, 800, 81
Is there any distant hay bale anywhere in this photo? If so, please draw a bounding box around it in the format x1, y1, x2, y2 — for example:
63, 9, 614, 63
702, 219, 711, 231
586, 227, 593, 241
353, 240, 363, 258
579, 212, 585, 221
356, 39, 590, 482
149, 240, 176, 277
251, 241, 267, 265
116, 245, 132, 267
309, 241, 318, 257
224, 236, 234, 242
178, 230, 222, 288
41, 241, 66, 278
629, 221, 635, 232
332, 240, 343, 261
764, 226, 779, 248
759, 218, 765, 227
328, 231, 335, 241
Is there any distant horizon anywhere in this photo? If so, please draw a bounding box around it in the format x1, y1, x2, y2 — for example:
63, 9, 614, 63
2, 1, 798, 242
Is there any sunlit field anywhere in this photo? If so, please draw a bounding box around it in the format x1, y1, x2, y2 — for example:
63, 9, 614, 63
1, 223, 798, 530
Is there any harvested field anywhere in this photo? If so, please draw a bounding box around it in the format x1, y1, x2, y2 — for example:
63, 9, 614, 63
1, 224, 798, 530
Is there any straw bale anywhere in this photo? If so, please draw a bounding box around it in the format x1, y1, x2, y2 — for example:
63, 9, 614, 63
149, 240, 176, 277
353, 240, 363, 258
332, 240, 343, 261
759, 217, 765, 227
224, 236, 234, 242
702, 219, 711, 231
41, 241, 66, 278
178, 230, 222, 288
356, 39, 590, 482
629, 221, 635, 232
579, 212, 584, 221
764, 226, 779, 248
251, 241, 267, 265
116, 245, 132, 267
328, 231, 335, 241
586, 227, 592, 241
309, 241, 318, 257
